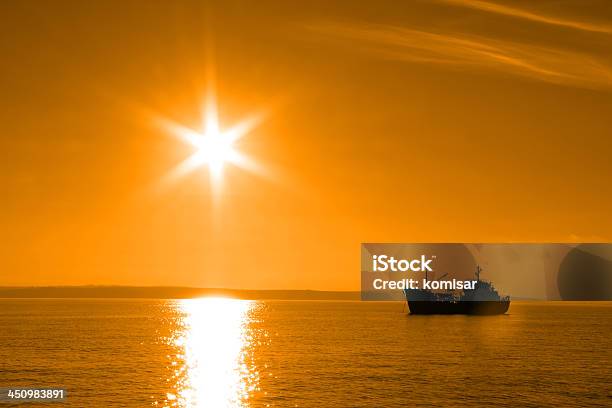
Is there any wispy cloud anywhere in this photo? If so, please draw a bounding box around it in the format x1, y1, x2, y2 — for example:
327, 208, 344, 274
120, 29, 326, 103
305, 22, 612, 90
437, 0, 612, 34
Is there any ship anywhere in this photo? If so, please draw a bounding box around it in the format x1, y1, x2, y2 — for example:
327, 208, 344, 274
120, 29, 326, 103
404, 266, 510, 315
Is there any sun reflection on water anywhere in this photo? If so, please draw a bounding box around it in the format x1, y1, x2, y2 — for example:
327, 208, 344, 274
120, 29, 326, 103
166, 298, 260, 407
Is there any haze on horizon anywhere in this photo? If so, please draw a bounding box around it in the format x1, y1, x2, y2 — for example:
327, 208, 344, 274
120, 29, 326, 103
1, 0, 611, 289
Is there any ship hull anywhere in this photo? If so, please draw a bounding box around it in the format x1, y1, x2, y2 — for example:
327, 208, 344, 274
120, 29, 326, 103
408, 300, 510, 315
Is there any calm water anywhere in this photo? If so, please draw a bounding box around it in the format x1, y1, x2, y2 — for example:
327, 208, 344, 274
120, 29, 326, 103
0, 299, 610, 407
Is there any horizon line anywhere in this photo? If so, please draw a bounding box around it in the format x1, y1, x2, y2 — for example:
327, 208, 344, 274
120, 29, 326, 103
0, 286, 362, 300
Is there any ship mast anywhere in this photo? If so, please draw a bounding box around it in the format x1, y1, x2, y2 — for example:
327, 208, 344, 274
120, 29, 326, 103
475, 265, 481, 281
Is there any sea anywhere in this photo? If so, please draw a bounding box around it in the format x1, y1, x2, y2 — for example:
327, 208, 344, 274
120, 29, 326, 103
0, 299, 610, 407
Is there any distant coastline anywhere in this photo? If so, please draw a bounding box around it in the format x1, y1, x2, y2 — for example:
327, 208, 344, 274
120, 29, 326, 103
0, 286, 361, 300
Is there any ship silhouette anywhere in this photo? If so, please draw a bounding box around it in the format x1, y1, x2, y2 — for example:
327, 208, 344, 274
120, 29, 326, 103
404, 266, 510, 315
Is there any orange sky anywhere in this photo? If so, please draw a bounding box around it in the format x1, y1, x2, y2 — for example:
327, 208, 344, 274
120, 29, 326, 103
1, 1, 611, 289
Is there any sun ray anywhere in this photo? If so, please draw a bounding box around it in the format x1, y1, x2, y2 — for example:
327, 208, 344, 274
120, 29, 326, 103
223, 114, 264, 144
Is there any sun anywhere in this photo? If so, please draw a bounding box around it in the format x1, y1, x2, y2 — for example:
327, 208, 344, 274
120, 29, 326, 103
178, 114, 240, 179
191, 130, 236, 174
157, 93, 265, 196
